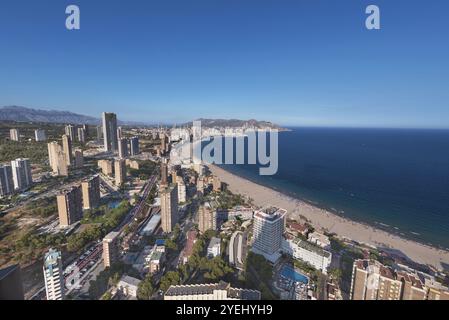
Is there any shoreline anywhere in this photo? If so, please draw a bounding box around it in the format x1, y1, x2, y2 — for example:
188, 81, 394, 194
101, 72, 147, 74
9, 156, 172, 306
208, 164, 449, 271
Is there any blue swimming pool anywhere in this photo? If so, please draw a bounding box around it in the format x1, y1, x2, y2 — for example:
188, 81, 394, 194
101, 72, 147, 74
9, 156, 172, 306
280, 266, 309, 284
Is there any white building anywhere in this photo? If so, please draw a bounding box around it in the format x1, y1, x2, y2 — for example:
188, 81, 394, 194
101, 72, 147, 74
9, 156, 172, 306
11, 158, 32, 191
207, 237, 221, 258
282, 237, 332, 274
251, 206, 286, 263
177, 180, 186, 203
34, 129, 46, 142
43, 249, 64, 300
116, 275, 141, 298
164, 281, 261, 300
307, 231, 331, 249
9, 128, 19, 141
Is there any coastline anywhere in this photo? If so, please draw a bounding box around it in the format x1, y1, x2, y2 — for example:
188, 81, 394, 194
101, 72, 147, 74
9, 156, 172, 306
208, 164, 449, 271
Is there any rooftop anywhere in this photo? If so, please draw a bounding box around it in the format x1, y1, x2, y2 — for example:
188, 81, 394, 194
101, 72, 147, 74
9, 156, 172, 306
254, 206, 287, 222
165, 281, 261, 300
208, 237, 221, 248
290, 238, 331, 258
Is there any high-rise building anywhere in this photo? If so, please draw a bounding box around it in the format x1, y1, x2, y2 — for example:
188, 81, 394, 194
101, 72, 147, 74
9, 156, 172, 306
160, 183, 178, 233
81, 175, 100, 209
160, 161, 168, 187
177, 180, 186, 203
47, 142, 68, 176
129, 136, 139, 155
114, 159, 126, 186
397, 271, 427, 300
65, 125, 75, 141
198, 202, 216, 234
9, 128, 19, 141
0, 164, 14, 197
117, 126, 123, 140
118, 138, 129, 159
96, 125, 103, 142
34, 129, 46, 142
0, 264, 24, 300
103, 231, 120, 268
102, 112, 118, 152
82, 124, 89, 138
98, 159, 114, 176
77, 127, 86, 143
74, 149, 83, 168
252, 207, 286, 263
11, 158, 32, 191
62, 134, 73, 166
43, 249, 64, 300
57, 186, 83, 227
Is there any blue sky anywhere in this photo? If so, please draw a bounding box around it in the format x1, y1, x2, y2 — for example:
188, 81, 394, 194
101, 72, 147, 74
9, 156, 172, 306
1, 0, 448, 127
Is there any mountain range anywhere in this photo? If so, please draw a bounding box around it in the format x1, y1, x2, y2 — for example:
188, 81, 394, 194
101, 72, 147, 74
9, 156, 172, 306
0, 106, 285, 129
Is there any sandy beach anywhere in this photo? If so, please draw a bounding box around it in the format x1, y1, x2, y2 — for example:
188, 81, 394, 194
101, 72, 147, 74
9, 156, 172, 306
209, 164, 449, 271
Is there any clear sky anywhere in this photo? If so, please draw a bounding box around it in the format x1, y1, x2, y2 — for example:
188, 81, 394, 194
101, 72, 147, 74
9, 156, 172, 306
1, 0, 448, 127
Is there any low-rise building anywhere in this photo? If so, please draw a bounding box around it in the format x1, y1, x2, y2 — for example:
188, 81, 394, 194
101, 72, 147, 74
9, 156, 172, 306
281, 237, 332, 274
307, 231, 331, 249
207, 237, 221, 258
116, 275, 141, 299
164, 281, 261, 300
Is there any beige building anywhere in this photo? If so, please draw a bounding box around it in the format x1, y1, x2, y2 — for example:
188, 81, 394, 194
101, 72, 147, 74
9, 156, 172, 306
160, 183, 178, 233
81, 175, 100, 209
164, 281, 261, 300
62, 134, 72, 166
125, 159, 140, 169
48, 141, 68, 176
98, 159, 114, 176
57, 186, 83, 227
212, 175, 222, 192
351, 259, 449, 300
198, 202, 216, 234
103, 231, 120, 268
114, 159, 126, 186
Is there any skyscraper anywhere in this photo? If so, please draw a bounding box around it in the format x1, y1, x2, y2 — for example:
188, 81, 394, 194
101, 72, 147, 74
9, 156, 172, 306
65, 125, 75, 141
160, 161, 168, 187
0, 264, 25, 300
103, 231, 119, 268
81, 175, 100, 209
34, 129, 46, 142
102, 112, 118, 152
57, 186, 83, 227
177, 179, 187, 203
74, 149, 84, 168
77, 127, 86, 143
252, 207, 286, 263
0, 164, 14, 197
198, 202, 216, 234
47, 142, 68, 176
114, 159, 126, 186
11, 158, 32, 191
43, 249, 64, 300
129, 136, 139, 155
62, 134, 73, 166
96, 125, 103, 142
118, 138, 129, 159
9, 128, 19, 141
160, 183, 178, 233
117, 126, 123, 140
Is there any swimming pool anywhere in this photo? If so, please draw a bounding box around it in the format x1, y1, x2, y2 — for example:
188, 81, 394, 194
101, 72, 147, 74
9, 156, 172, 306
280, 265, 309, 284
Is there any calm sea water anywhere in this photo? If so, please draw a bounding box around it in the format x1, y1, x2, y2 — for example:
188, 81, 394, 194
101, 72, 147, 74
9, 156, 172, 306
216, 128, 449, 249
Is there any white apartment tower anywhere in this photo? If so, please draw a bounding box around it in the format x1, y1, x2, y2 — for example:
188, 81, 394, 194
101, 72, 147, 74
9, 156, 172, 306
43, 249, 64, 300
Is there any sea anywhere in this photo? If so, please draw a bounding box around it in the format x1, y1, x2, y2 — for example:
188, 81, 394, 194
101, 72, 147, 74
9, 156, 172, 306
215, 127, 449, 250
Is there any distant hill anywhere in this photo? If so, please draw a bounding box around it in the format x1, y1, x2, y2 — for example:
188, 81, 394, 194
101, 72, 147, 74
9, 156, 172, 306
187, 118, 287, 130
0, 106, 100, 125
